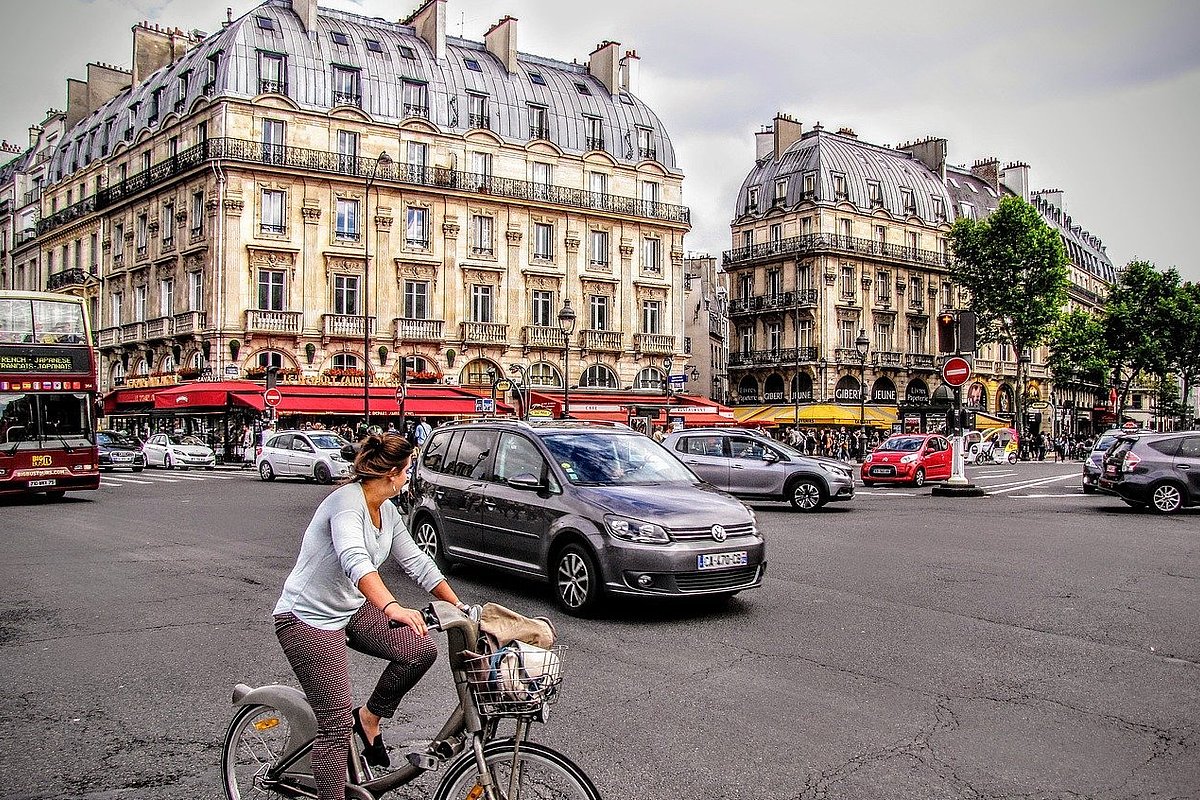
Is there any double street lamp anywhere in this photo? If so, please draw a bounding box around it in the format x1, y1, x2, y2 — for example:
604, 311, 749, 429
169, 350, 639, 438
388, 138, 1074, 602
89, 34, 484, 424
362, 151, 392, 428
557, 300, 576, 419
855, 328, 870, 430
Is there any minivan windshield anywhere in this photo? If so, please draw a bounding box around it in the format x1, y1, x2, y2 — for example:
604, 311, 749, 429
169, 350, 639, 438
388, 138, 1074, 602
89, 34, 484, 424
542, 432, 698, 486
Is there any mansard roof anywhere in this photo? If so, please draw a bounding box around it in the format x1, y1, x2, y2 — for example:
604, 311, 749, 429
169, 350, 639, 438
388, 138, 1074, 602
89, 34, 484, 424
49, 0, 678, 181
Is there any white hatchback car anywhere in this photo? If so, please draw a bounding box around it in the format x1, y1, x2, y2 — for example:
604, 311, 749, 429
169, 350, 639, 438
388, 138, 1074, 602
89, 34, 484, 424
257, 430, 352, 484
142, 433, 216, 470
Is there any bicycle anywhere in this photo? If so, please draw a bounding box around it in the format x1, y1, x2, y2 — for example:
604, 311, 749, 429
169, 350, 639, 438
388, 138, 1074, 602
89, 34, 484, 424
221, 601, 600, 800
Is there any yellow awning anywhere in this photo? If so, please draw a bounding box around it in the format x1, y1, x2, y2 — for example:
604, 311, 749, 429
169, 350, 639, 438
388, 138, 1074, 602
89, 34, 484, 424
737, 403, 897, 427
733, 405, 779, 423
973, 411, 1009, 429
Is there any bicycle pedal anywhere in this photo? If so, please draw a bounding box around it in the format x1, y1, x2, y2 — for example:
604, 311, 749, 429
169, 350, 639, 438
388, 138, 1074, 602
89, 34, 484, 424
405, 751, 442, 771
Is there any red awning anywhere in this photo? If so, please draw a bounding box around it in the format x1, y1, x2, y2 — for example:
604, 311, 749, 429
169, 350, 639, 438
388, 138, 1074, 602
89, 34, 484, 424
102, 386, 161, 414
152, 380, 263, 410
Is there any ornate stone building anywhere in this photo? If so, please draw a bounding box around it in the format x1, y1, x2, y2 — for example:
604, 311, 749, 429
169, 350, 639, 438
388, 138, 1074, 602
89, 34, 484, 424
26, 0, 689, 398
682, 255, 728, 403
724, 114, 1113, 435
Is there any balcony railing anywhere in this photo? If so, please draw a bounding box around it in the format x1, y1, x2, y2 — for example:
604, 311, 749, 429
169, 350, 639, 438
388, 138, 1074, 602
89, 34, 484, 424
97, 328, 120, 348
727, 347, 819, 369
461, 321, 508, 344
906, 353, 936, 370
332, 91, 361, 108
586, 136, 605, 151
470, 245, 494, 258
47, 268, 87, 291
530, 127, 550, 141
468, 113, 490, 130
579, 329, 623, 352
724, 232, 949, 269
634, 333, 675, 355
260, 79, 288, 95
323, 314, 375, 338
23, 188, 42, 206
403, 103, 429, 119
120, 322, 146, 344
14, 228, 37, 246
394, 318, 444, 342
835, 348, 868, 365
871, 350, 904, 368
173, 311, 206, 336
145, 316, 174, 339
728, 289, 819, 315
522, 325, 567, 349
639, 147, 657, 161
246, 309, 302, 336
36, 138, 692, 238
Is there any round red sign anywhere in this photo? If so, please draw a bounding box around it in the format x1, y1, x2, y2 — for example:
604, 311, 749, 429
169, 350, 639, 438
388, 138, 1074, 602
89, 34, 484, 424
942, 356, 972, 388
263, 387, 282, 407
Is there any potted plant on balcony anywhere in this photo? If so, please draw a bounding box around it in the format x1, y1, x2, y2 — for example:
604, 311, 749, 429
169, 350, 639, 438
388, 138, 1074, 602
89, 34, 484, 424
407, 369, 443, 384
245, 366, 267, 380
322, 367, 366, 382
177, 366, 201, 380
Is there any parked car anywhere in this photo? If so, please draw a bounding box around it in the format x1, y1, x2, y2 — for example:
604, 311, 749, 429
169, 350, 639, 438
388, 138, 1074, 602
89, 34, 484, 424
142, 432, 216, 470
1097, 430, 1200, 514
257, 430, 352, 484
663, 427, 854, 511
860, 433, 952, 487
1081, 429, 1123, 494
408, 420, 764, 614
96, 430, 145, 472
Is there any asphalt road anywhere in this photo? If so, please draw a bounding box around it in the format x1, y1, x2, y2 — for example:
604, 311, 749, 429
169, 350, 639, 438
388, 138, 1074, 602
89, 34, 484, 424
0, 462, 1197, 799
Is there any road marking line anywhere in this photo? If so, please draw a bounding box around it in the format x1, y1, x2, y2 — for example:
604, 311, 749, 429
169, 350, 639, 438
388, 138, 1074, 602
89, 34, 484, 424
987, 474, 1078, 495
978, 473, 1078, 490
1021, 493, 1082, 498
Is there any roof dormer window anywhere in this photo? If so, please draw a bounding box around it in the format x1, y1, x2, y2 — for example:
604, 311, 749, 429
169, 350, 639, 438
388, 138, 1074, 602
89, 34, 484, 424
867, 181, 882, 207
365, 38, 384, 54
464, 57, 482, 72
528, 71, 546, 86
399, 45, 417, 59
330, 31, 350, 47
256, 16, 275, 31
832, 173, 847, 199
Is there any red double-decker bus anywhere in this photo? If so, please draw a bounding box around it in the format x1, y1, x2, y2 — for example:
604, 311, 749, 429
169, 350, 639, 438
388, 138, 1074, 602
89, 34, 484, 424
0, 291, 100, 498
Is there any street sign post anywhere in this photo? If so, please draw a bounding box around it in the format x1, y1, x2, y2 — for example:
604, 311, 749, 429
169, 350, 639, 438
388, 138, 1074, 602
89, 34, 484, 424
474, 398, 494, 414
263, 387, 282, 408
942, 356, 972, 388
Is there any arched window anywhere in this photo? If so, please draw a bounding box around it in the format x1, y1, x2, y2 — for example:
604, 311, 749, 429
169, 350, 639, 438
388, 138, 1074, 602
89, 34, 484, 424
160, 353, 176, 374
461, 358, 500, 386
634, 367, 664, 390
736, 375, 759, 403
332, 353, 360, 370
763, 373, 786, 402
111, 361, 125, 385
529, 362, 562, 387
996, 384, 1014, 415
870, 377, 896, 404
834, 375, 862, 402
580, 364, 619, 388
256, 350, 285, 369
189, 351, 203, 371
134, 358, 149, 377
790, 372, 813, 402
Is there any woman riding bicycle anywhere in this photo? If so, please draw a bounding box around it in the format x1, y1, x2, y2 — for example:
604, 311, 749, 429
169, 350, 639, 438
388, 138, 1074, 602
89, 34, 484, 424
272, 433, 467, 800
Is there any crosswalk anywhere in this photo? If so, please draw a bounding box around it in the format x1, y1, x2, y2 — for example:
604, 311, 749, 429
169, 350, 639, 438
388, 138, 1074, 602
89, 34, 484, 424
857, 470, 1083, 498
99, 469, 248, 487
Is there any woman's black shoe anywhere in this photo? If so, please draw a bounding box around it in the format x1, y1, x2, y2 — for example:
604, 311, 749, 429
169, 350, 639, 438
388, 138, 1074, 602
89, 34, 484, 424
351, 706, 390, 768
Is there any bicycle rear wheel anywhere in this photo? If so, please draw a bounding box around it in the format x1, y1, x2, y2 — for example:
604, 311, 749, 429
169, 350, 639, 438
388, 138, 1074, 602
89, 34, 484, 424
221, 703, 301, 799
433, 739, 601, 800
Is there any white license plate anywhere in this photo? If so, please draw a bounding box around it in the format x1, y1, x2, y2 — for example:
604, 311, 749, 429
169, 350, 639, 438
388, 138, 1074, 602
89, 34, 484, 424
870, 466, 895, 476
697, 551, 748, 570
28, 479, 56, 487
113, 454, 133, 461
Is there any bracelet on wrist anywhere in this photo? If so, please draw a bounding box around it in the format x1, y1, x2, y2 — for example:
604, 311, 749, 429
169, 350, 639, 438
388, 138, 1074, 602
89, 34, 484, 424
382, 600, 400, 613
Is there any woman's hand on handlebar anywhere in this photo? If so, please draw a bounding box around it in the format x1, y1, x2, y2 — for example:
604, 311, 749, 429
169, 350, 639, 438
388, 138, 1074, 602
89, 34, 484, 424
385, 603, 428, 635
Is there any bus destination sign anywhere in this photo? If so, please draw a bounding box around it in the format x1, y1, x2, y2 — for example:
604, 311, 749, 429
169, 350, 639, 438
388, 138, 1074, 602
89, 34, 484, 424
0, 347, 91, 374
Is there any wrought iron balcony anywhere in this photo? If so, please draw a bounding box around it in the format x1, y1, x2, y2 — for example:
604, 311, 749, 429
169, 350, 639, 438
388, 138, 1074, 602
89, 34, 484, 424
723, 232, 950, 269
323, 314, 375, 338
14, 228, 37, 247
461, 321, 508, 344
260, 79, 288, 95
46, 268, 87, 291
530, 127, 550, 141
522, 325, 567, 349
468, 113, 490, 130
36, 138, 692, 238
639, 147, 657, 161
635, 333, 675, 355
586, 136, 605, 151
332, 91, 361, 108
728, 289, 819, 315
394, 317, 444, 342
579, 329, 623, 352
246, 309, 302, 336
173, 311, 206, 336
403, 103, 429, 119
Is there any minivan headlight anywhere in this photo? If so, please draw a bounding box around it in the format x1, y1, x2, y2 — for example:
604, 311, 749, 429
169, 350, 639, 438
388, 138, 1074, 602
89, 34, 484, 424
605, 515, 669, 544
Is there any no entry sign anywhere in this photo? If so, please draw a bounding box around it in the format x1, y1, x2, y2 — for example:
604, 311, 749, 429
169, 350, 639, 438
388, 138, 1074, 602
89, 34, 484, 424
263, 387, 282, 407
941, 356, 972, 388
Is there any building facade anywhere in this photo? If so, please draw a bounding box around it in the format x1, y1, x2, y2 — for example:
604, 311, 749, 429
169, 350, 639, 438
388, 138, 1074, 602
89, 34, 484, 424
681, 254, 728, 403
724, 114, 1114, 437
23, 0, 690, 402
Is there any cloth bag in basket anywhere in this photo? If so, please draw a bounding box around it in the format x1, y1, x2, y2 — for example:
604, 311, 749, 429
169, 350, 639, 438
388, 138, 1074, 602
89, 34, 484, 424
463, 603, 558, 703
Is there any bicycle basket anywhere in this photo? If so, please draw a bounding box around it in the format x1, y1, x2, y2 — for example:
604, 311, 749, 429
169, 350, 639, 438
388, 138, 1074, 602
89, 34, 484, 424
462, 643, 565, 719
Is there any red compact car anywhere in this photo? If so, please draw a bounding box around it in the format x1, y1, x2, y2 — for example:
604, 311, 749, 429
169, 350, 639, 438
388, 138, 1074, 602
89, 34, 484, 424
860, 433, 953, 487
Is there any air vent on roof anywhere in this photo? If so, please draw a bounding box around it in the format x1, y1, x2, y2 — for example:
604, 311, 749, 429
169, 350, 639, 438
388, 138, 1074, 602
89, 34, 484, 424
256, 16, 275, 31
464, 58, 482, 72
529, 72, 546, 86
399, 45, 416, 59
365, 39, 384, 54
330, 31, 350, 46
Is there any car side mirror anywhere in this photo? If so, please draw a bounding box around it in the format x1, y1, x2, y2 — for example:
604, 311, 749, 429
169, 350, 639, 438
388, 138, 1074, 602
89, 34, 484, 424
507, 472, 544, 491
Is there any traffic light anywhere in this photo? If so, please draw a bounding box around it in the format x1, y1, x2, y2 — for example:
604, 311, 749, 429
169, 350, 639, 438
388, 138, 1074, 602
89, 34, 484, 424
936, 312, 957, 353
957, 310, 977, 354
266, 365, 279, 390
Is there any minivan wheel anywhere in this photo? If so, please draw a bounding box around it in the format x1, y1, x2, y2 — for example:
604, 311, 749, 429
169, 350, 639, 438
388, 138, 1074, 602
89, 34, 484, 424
787, 478, 824, 511
413, 517, 454, 571
314, 463, 332, 484
1149, 481, 1185, 514
554, 544, 600, 615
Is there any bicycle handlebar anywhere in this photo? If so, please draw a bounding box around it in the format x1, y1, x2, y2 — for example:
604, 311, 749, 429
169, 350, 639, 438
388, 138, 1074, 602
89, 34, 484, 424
387, 601, 482, 631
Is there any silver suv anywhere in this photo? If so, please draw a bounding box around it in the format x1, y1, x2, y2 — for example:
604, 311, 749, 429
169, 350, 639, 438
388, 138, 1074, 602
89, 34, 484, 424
663, 427, 855, 511
408, 420, 765, 614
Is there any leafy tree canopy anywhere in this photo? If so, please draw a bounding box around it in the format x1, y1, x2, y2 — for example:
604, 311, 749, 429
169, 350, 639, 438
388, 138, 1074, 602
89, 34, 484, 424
1047, 310, 1109, 387
1102, 260, 1178, 401
949, 195, 1070, 353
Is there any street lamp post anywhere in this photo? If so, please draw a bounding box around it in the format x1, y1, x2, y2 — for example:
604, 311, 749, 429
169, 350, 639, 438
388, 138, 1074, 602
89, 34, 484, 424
662, 356, 674, 429
557, 300, 576, 419
855, 328, 870, 433
1018, 348, 1032, 459
362, 151, 392, 429
508, 363, 531, 419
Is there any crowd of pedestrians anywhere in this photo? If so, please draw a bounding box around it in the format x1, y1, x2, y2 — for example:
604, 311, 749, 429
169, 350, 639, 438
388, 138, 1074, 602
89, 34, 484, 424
763, 426, 887, 462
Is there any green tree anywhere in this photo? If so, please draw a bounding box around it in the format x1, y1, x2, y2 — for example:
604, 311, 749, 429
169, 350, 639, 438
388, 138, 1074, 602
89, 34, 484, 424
950, 195, 1069, 436
1047, 309, 1109, 387
1168, 281, 1200, 428
1102, 261, 1178, 422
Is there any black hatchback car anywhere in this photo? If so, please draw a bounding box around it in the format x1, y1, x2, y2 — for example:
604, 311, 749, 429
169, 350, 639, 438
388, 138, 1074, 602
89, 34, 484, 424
408, 420, 765, 614
96, 430, 145, 472
1098, 431, 1200, 513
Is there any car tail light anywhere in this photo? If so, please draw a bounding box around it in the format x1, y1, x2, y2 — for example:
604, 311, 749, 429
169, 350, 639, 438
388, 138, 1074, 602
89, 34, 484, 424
1122, 451, 1141, 471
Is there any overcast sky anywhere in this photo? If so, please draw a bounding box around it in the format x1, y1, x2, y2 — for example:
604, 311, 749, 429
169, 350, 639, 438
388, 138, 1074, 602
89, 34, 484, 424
3, 0, 1197, 281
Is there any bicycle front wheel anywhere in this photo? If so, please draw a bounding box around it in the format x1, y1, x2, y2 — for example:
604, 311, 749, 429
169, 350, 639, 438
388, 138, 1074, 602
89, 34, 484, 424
221, 703, 299, 800
433, 739, 601, 800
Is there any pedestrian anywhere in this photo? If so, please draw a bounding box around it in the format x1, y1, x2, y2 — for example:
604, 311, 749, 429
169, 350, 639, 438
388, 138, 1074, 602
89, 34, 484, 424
413, 416, 432, 447
652, 426, 666, 443
272, 433, 468, 800
240, 423, 254, 469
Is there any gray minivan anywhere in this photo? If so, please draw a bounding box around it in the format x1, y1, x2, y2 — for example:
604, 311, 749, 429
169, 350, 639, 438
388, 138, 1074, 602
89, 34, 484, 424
408, 420, 765, 614
663, 427, 855, 511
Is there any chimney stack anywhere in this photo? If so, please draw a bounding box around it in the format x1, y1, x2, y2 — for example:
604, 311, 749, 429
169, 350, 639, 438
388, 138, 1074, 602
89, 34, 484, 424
1000, 161, 1031, 201
971, 158, 1000, 192
294, 0, 318, 32
773, 113, 803, 158
485, 16, 518, 73
755, 126, 774, 161
65, 63, 131, 129
588, 40, 620, 94
405, 0, 446, 61
29, 126, 41, 148
619, 49, 640, 94
131, 22, 193, 85
1033, 188, 1064, 212
898, 136, 947, 181
836, 127, 857, 139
